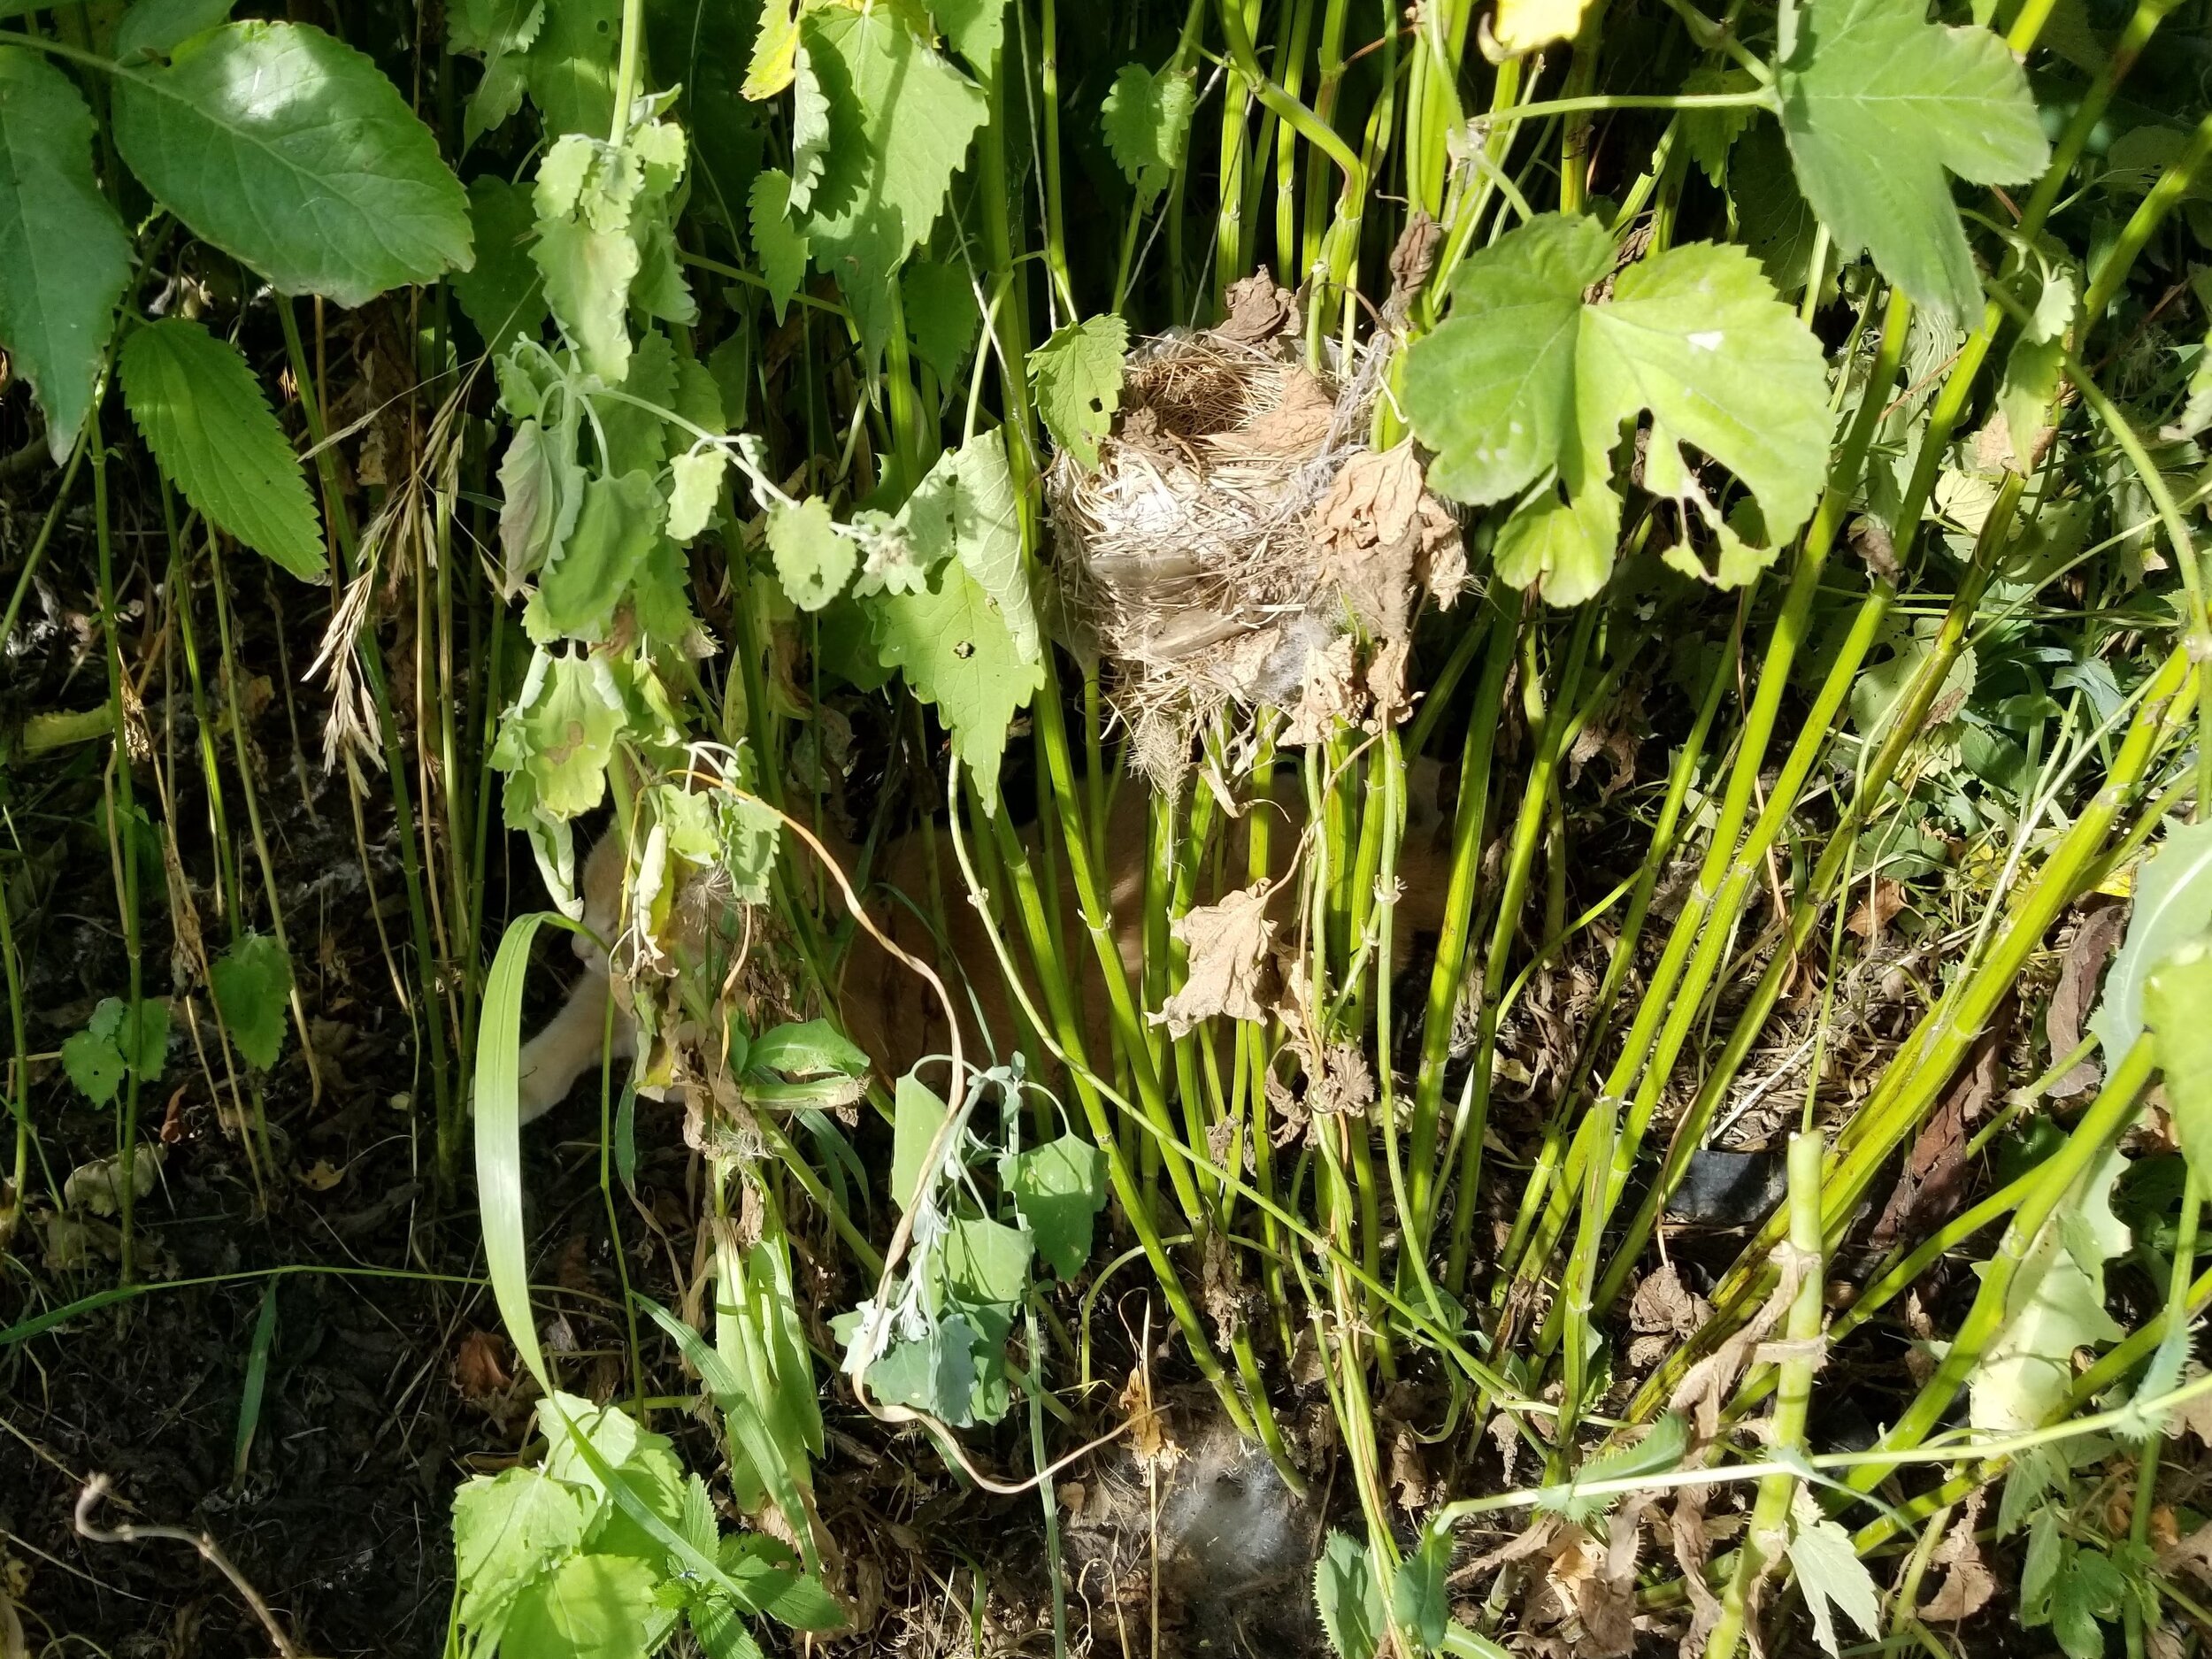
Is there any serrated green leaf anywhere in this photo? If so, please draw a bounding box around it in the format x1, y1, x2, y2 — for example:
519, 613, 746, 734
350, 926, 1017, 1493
211, 934, 292, 1071
1786, 1491, 1882, 1658
766, 497, 855, 611
503, 1550, 662, 1659
742, 0, 799, 98
870, 553, 1044, 809
453, 175, 548, 349
1679, 65, 1757, 186
111, 21, 472, 306
1778, 0, 2049, 315
895, 428, 1036, 659
453, 1466, 587, 1649
1028, 314, 1127, 471
1732, 122, 1822, 295
1001, 1135, 1106, 1279
2093, 823, 2212, 1060
787, 43, 829, 213
0, 50, 131, 462
1101, 62, 1195, 211
1392, 1525, 1451, 1649
1314, 1532, 1384, 1659
534, 213, 641, 385
1405, 213, 1828, 604
2051, 1546, 2126, 1659
116, 996, 170, 1078
933, 0, 1007, 73
2146, 940, 2212, 1191
749, 168, 810, 325
597, 326, 677, 477
1543, 1411, 1690, 1523
798, 6, 986, 352
522, 0, 620, 139
120, 319, 326, 581
115, 0, 235, 62
535, 470, 664, 642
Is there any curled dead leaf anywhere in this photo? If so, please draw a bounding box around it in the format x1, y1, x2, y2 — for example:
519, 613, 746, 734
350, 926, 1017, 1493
1149, 886, 1277, 1038
1918, 1494, 1994, 1622
1215, 268, 1298, 344
454, 1330, 513, 1401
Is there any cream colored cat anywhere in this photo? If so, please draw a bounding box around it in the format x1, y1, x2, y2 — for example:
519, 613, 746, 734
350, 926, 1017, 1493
513, 765, 1453, 1123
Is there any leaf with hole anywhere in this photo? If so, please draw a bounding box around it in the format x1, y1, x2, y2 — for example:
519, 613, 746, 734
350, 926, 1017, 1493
766, 497, 855, 612
1028, 314, 1127, 471
121, 319, 326, 581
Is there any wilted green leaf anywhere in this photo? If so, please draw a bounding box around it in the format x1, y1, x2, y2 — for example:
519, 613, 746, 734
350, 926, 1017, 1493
1001, 1135, 1106, 1279
1405, 213, 1829, 604
749, 1020, 869, 1079
534, 214, 641, 385
1028, 314, 1127, 471
1777, 0, 2049, 315
0, 50, 131, 463
1101, 62, 1195, 211
211, 934, 292, 1071
495, 649, 626, 821
121, 319, 326, 581
111, 22, 472, 306
767, 497, 855, 611
534, 470, 664, 642
498, 415, 583, 595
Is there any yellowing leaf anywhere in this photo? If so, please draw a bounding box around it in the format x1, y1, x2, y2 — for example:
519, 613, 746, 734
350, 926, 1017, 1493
1493, 0, 1596, 55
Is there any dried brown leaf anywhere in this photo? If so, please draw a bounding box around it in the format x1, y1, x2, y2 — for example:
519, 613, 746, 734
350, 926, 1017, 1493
1149, 886, 1277, 1037
1870, 1004, 2008, 1253
1918, 1494, 1994, 1622
1214, 365, 1334, 457
1846, 877, 1908, 942
1282, 631, 1364, 746
2047, 899, 2126, 1099
1215, 268, 1298, 343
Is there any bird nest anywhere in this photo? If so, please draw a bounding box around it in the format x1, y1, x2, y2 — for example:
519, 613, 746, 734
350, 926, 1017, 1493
1043, 273, 1468, 789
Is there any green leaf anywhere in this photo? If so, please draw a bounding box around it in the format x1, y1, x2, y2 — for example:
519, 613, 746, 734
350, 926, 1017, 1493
111, 21, 472, 306
453, 175, 548, 349
868, 1322, 977, 1422
1392, 1525, 1451, 1650
1732, 122, 1822, 295
0, 50, 131, 462
534, 470, 664, 642
452, 1466, 587, 1648
211, 933, 292, 1071
1404, 213, 1829, 604
766, 497, 855, 612
115, 0, 235, 62
2093, 823, 2212, 1060
1786, 1491, 1882, 1658
892, 1073, 949, 1212
502, 1551, 662, 1659
749, 1020, 869, 1078
787, 44, 829, 213
498, 415, 585, 595
534, 213, 641, 385
114, 996, 171, 1078
1314, 1532, 1384, 1659
933, 0, 1007, 74
2147, 941, 2212, 1188
1679, 65, 1758, 186
798, 5, 986, 352
60, 1027, 125, 1107
749, 168, 810, 325
1777, 0, 2049, 315
870, 553, 1045, 809
120, 319, 326, 582
1542, 1411, 1690, 1523
1101, 62, 1195, 211
742, 0, 799, 98
1001, 1135, 1106, 1279
1971, 1143, 2130, 1432
894, 428, 1037, 659
522, 0, 621, 140
2051, 1546, 2126, 1659
938, 1215, 1031, 1309
1027, 314, 1127, 471
901, 259, 979, 387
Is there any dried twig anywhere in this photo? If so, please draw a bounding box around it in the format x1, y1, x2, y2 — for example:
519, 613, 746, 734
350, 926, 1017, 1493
73, 1477, 301, 1659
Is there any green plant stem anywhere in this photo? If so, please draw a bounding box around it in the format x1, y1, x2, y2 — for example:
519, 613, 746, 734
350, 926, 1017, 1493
1706, 1131, 1824, 1659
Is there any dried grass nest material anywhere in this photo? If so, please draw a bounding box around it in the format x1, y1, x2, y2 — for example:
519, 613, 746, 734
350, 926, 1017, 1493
1042, 273, 1468, 787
